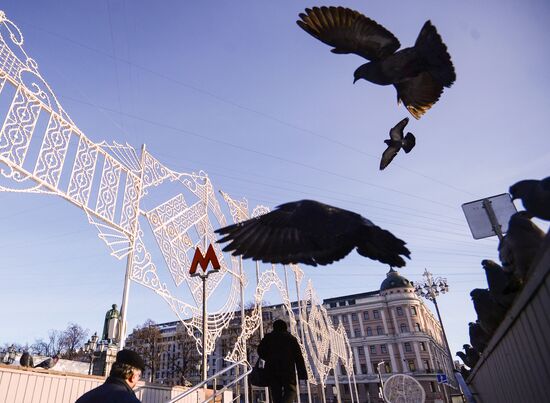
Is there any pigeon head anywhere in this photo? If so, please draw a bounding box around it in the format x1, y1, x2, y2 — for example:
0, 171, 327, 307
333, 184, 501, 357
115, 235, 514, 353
354, 62, 390, 85
509, 180, 536, 200
470, 288, 489, 300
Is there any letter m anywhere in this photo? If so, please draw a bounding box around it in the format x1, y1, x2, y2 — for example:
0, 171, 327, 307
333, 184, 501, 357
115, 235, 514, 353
189, 244, 221, 275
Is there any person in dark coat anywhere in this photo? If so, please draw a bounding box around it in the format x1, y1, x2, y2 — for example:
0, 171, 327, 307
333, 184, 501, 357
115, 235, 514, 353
75, 349, 145, 403
258, 319, 307, 403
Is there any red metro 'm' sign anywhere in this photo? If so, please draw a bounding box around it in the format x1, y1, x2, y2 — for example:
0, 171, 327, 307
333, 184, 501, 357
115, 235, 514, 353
189, 244, 221, 275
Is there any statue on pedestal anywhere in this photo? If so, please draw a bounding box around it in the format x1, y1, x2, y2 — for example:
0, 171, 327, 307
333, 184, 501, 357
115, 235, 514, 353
102, 304, 120, 343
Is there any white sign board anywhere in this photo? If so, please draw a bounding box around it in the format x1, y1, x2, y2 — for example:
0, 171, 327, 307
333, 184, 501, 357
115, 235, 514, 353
461, 193, 517, 239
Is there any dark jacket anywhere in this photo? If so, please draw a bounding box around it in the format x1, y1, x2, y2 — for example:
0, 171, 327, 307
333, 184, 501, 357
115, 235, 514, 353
75, 376, 141, 403
258, 329, 307, 384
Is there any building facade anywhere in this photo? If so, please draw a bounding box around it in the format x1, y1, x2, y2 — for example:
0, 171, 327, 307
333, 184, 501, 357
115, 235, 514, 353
126, 270, 453, 402
323, 269, 454, 402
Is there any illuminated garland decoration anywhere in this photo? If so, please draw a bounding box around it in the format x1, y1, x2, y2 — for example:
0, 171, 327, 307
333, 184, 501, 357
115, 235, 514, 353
0, 10, 358, 396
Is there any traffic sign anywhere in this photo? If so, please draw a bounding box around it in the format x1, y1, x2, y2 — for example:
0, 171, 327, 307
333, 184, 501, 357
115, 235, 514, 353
437, 374, 448, 384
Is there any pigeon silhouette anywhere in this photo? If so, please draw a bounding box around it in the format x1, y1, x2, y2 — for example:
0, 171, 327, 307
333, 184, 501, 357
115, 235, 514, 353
34, 355, 59, 369
509, 176, 550, 221
469, 321, 490, 353
297, 6, 456, 119
215, 199, 410, 267
470, 288, 507, 335
380, 117, 416, 170
481, 259, 520, 309
19, 352, 33, 368
456, 344, 479, 369
498, 212, 545, 281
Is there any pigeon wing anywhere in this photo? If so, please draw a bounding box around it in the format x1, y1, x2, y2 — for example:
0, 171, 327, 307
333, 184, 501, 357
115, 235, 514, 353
402, 132, 416, 153
394, 71, 444, 119
216, 200, 360, 266
389, 117, 408, 141
297, 6, 400, 61
380, 143, 400, 170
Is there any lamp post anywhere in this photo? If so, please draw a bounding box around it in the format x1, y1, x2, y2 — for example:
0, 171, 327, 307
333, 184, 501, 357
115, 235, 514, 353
84, 332, 99, 375
414, 269, 453, 402
376, 361, 386, 403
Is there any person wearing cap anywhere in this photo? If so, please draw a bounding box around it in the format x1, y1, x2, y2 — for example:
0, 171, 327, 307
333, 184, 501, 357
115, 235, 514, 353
75, 349, 145, 403
258, 319, 307, 403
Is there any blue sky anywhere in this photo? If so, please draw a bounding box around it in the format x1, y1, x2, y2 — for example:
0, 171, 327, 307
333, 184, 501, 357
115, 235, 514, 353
0, 0, 549, 360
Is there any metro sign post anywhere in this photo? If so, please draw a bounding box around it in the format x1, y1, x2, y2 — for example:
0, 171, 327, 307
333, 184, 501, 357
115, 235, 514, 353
190, 244, 221, 383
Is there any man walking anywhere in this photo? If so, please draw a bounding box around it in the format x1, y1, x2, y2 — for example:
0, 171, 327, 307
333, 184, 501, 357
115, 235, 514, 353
258, 319, 307, 403
75, 349, 145, 403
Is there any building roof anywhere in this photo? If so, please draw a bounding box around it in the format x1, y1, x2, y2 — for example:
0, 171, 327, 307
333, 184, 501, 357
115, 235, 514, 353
380, 268, 414, 291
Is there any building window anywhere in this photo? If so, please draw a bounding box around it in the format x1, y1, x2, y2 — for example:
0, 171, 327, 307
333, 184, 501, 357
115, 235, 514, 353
366, 327, 373, 336
429, 382, 436, 392
404, 342, 412, 352
370, 345, 376, 355
338, 301, 346, 307
408, 360, 416, 372
360, 363, 367, 374
424, 360, 431, 372
380, 344, 387, 354
420, 342, 426, 351
373, 310, 380, 319
400, 323, 408, 333
415, 323, 421, 332
396, 307, 403, 316
384, 362, 391, 373
357, 346, 365, 356
411, 306, 418, 316
377, 326, 384, 335
363, 311, 369, 320
348, 299, 356, 305
351, 313, 358, 321
354, 328, 361, 338
343, 315, 349, 323
340, 365, 346, 374
329, 302, 337, 308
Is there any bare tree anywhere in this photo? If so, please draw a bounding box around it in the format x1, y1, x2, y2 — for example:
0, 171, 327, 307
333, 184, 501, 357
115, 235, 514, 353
127, 319, 166, 382
170, 325, 199, 386
61, 323, 88, 359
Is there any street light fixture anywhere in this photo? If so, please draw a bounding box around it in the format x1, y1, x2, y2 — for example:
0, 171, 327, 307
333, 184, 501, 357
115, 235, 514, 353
376, 361, 387, 403
84, 332, 99, 375
414, 269, 453, 401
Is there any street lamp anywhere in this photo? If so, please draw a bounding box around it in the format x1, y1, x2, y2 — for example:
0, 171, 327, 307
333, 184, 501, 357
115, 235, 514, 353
84, 332, 99, 375
414, 269, 453, 401
376, 361, 386, 403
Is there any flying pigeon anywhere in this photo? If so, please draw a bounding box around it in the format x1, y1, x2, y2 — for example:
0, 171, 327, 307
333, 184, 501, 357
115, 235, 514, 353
215, 199, 410, 267
34, 355, 59, 369
498, 212, 545, 281
481, 259, 520, 309
297, 6, 456, 119
509, 176, 550, 221
380, 117, 416, 170
470, 288, 507, 335
469, 321, 490, 353
19, 352, 33, 368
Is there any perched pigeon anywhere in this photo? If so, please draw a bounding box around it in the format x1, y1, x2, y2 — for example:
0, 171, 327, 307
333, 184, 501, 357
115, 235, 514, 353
470, 288, 507, 335
469, 321, 490, 353
459, 365, 471, 379
215, 199, 410, 267
380, 117, 416, 170
297, 6, 456, 119
34, 355, 59, 369
456, 345, 479, 369
481, 259, 521, 309
19, 352, 33, 368
498, 212, 545, 281
509, 176, 550, 221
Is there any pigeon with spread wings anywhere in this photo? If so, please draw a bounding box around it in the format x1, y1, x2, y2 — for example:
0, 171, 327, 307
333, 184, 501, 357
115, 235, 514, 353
297, 6, 456, 119
380, 117, 416, 170
215, 199, 410, 267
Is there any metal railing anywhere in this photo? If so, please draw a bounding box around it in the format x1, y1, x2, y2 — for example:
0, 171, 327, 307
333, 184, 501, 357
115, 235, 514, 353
167, 360, 251, 403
